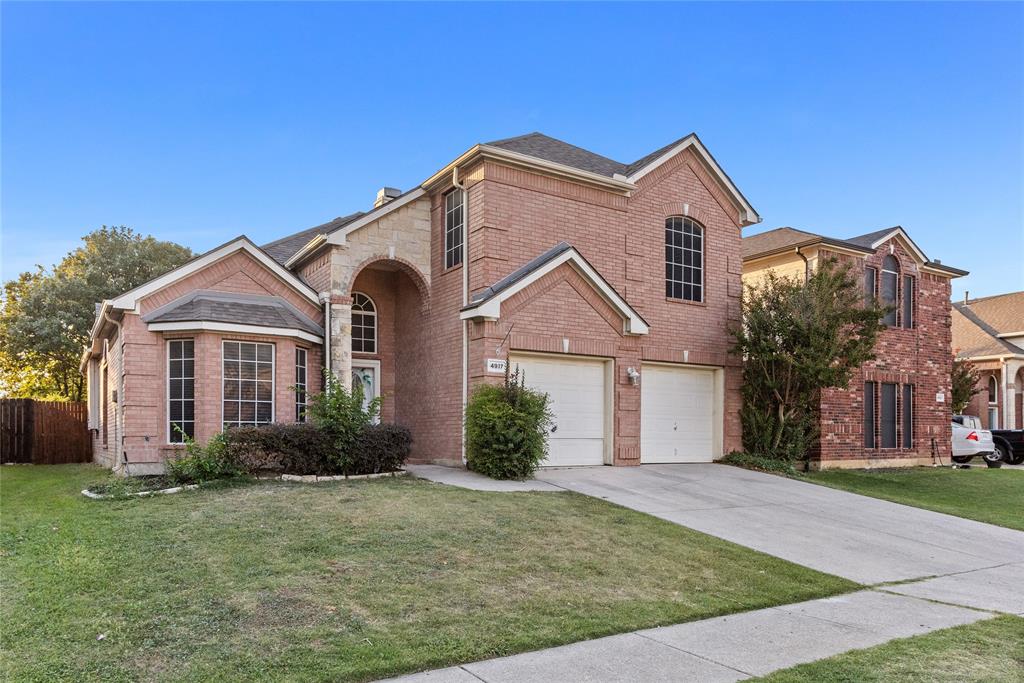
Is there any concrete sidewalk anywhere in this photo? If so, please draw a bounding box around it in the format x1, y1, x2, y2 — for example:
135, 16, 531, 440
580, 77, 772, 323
383, 587, 1003, 682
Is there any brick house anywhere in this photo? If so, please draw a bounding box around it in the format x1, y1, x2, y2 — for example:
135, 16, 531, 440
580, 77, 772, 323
83, 132, 762, 474
741, 226, 968, 468
951, 291, 1024, 430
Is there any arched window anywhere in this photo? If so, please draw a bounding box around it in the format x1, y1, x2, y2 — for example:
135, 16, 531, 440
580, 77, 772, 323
351, 292, 377, 354
988, 375, 999, 429
880, 255, 899, 326
665, 217, 704, 302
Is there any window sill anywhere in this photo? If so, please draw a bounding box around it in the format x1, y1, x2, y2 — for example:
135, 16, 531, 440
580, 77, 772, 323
666, 297, 707, 308
442, 263, 463, 276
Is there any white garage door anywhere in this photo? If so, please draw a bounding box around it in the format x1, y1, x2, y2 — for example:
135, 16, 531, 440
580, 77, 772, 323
509, 354, 607, 467
641, 364, 717, 463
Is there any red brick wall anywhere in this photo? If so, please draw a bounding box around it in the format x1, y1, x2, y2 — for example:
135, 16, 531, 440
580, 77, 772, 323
816, 241, 954, 465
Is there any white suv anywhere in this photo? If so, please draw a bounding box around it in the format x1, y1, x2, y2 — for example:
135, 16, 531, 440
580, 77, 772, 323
951, 415, 1000, 468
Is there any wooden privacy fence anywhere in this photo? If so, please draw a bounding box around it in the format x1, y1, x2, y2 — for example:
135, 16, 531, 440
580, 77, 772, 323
1, 399, 92, 464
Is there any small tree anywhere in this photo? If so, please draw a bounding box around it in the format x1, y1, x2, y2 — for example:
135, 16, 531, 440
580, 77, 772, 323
731, 258, 888, 463
305, 370, 381, 470
951, 355, 983, 414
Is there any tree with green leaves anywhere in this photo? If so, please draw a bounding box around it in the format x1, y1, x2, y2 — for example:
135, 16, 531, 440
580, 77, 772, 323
731, 258, 889, 463
950, 355, 983, 414
0, 226, 193, 400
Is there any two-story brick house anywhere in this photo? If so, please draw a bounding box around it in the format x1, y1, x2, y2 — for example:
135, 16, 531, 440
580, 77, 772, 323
83, 132, 762, 474
741, 226, 968, 468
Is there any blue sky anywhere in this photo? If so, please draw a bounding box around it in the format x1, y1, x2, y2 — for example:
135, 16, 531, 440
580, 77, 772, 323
2, 2, 1022, 300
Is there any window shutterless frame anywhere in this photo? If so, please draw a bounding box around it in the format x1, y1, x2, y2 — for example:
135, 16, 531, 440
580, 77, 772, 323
665, 216, 704, 303
444, 189, 464, 269
295, 347, 307, 422
902, 275, 914, 329
902, 384, 913, 448
864, 381, 876, 448
221, 340, 275, 429
167, 338, 196, 444
880, 256, 899, 327
880, 382, 898, 448
351, 292, 377, 354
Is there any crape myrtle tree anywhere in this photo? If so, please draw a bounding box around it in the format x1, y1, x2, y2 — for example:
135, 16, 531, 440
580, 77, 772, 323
950, 355, 983, 415
731, 258, 888, 464
0, 227, 192, 401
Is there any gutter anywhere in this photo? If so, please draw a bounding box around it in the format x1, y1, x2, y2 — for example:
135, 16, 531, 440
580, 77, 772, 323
453, 166, 469, 465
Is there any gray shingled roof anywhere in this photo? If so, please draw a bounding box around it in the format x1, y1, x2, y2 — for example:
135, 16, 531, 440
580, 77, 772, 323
262, 212, 364, 265
144, 292, 323, 336
844, 227, 900, 249
740, 227, 835, 260
486, 133, 627, 177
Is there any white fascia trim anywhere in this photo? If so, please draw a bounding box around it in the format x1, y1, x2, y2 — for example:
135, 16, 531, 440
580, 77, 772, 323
460, 249, 649, 335
997, 331, 1024, 339
147, 321, 324, 345
284, 234, 328, 269
109, 238, 319, 310
627, 136, 761, 226
870, 228, 929, 264
322, 189, 428, 248
958, 352, 1024, 362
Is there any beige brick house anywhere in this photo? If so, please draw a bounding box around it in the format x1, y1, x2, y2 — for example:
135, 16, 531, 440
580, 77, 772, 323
84, 132, 764, 473
952, 290, 1024, 430
742, 226, 968, 468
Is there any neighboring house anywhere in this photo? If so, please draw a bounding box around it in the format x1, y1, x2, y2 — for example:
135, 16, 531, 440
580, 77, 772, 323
83, 132, 761, 474
952, 291, 1024, 430
742, 226, 968, 468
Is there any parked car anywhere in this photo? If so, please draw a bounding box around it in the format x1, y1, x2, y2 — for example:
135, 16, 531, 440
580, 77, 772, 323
990, 427, 1024, 465
951, 415, 1001, 467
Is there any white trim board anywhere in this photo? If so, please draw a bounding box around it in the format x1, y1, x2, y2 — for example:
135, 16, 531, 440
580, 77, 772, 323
460, 247, 649, 335
147, 321, 324, 344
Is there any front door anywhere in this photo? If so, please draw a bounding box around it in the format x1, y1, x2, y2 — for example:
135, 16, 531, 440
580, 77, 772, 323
351, 362, 380, 422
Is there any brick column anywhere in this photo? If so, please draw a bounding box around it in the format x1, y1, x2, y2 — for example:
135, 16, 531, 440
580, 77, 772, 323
1005, 359, 1023, 431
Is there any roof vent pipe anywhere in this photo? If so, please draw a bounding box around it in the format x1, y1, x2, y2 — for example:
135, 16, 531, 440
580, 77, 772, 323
374, 187, 401, 208
964, 291, 970, 305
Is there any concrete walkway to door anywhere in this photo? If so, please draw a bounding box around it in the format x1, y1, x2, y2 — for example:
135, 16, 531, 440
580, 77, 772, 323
394, 464, 1024, 682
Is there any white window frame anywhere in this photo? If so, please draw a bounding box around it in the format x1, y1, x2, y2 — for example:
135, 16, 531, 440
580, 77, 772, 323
988, 376, 999, 429
881, 255, 899, 327
167, 338, 196, 444
221, 340, 275, 429
444, 188, 464, 269
295, 347, 308, 423
665, 216, 704, 303
351, 292, 377, 355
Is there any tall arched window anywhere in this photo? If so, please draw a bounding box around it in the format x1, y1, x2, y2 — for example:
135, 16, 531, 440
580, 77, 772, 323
665, 216, 704, 302
351, 292, 377, 354
988, 375, 999, 429
880, 255, 899, 327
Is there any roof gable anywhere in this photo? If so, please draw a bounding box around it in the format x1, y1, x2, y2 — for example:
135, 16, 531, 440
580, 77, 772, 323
460, 241, 649, 335
262, 212, 364, 265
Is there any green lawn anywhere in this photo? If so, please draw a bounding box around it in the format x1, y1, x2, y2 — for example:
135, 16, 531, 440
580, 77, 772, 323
804, 467, 1024, 531
0, 465, 855, 682
756, 614, 1024, 682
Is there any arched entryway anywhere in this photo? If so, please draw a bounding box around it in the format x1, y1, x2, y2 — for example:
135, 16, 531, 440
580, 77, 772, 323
347, 259, 429, 429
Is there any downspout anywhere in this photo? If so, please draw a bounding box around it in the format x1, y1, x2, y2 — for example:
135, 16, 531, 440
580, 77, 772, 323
322, 295, 331, 376
454, 166, 469, 464
102, 310, 127, 473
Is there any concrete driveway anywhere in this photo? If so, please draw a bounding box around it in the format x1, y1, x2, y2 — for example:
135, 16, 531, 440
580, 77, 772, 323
535, 464, 1024, 585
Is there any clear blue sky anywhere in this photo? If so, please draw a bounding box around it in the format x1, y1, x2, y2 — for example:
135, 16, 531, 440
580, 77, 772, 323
3, 2, 1022, 300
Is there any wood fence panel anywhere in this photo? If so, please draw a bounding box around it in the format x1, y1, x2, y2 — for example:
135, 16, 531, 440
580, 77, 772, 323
1, 399, 92, 464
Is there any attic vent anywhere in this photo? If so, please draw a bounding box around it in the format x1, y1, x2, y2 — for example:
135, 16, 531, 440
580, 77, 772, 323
374, 187, 401, 208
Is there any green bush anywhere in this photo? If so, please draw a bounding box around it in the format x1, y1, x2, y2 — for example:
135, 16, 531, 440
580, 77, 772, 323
351, 423, 412, 474
165, 431, 242, 484
721, 451, 800, 476
306, 370, 381, 470
225, 423, 339, 475
465, 367, 552, 480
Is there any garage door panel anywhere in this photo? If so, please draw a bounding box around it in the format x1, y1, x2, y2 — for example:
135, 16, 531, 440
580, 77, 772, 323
641, 364, 717, 463
510, 354, 607, 467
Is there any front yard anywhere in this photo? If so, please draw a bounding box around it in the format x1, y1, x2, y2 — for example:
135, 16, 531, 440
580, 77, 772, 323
804, 467, 1024, 531
757, 614, 1024, 682
1, 465, 855, 682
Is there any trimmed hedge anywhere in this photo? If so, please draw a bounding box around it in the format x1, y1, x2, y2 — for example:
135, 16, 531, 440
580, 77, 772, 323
351, 423, 413, 474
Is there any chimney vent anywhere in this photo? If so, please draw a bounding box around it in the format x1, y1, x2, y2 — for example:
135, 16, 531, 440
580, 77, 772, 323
374, 187, 401, 208
964, 291, 970, 305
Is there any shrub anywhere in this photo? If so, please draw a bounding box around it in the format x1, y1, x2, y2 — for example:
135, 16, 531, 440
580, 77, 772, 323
351, 423, 412, 474
306, 370, 381, 470
721, 451, 800, 476
465, 366, 552, 480
225, 423, 339, 475
165, 431, 242, 484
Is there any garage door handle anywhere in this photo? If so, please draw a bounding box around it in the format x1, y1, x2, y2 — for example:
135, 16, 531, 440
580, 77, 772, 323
551, 424, 558, 433
673, 421, 678, 431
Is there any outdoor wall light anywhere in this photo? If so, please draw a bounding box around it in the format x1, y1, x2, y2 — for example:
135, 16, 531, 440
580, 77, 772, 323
626, 367, 641, 386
